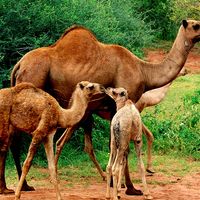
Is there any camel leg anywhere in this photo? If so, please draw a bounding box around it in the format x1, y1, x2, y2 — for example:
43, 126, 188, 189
10, 132, 35, 191
0, 151, 14, 194
142, 123, 155, 173
55, 127, 76, 167
44, 132, 62, 200
83, 117, 106, 180
112, 150, 125, 200
106, 139, 116, 199
15, 133, 42, 200
134, 140, 152, 200
124, 152, 143, 195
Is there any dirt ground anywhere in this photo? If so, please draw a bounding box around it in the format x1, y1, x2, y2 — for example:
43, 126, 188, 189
1, 48, 200, 200
2, 171, 200, 200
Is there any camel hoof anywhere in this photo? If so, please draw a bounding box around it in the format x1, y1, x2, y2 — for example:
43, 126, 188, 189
125, 187, 143, 196
146, 168, 155, 174
144, 194, 153, 199
0, 187, 15, 194
21, 184, 35, 191
102, 174, 106, 181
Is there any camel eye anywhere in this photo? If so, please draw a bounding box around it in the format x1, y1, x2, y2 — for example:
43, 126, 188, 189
120, 91, 126, 97
193, 24, 200, 31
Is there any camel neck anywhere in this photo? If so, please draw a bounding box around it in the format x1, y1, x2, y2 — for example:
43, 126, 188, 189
58, 90, 88, 128
141, 27, 193, 90
115, 99, 126, 111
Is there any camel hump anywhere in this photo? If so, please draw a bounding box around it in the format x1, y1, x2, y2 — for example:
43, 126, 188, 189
51, 25, 97, 47
11, 82, 37, 94
62, 25, 91, 37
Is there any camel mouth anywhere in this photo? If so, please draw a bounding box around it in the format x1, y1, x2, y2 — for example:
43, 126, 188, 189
192, 35, 200, 43
105, 88, 113, 97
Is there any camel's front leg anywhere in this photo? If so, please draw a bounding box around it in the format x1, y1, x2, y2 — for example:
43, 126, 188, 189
142, 123, 155, 174
83, 117, 106, 180
44, 132, 62, 200
0, 151, 14, 194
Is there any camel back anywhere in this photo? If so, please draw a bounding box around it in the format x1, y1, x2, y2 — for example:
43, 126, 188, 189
51, 25, 98, 47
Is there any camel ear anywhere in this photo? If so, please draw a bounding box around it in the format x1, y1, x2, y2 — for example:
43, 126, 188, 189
79, 83, 85, 90
182, 20, 188, 29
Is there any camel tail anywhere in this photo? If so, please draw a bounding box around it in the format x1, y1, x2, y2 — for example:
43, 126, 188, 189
10, 61, 20, 87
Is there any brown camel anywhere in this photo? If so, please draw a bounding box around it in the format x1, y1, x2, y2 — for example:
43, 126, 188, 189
0, 81, 105, 200
105, 87, 152, 200
5, 19, 200, 195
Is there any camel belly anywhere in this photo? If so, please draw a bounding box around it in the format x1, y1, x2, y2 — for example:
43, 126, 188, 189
49, 61, 116, 105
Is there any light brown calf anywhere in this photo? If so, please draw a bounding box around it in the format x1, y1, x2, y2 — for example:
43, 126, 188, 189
0, 81, 104, 200
106, 88, 152, 200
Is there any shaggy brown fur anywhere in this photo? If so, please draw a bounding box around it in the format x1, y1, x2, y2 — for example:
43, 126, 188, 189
106, 87, 152, 200
0, 81, 104, 200
7, 19, 200, 195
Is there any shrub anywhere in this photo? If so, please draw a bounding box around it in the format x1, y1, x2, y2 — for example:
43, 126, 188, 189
0, 0, 156, 88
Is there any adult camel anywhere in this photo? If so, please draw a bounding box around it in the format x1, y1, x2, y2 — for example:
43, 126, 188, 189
1, 19, 199, 195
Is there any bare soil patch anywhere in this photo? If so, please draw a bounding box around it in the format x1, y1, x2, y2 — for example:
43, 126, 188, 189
1, 172, 200, 200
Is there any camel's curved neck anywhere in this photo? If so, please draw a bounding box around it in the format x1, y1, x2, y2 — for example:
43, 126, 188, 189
115, 99, 126, 111
142, 27, 193, 90
58, 90, 88, 128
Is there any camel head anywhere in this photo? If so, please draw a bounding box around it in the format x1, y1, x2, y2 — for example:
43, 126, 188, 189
77, 81, 105, 99
106, 87, 128, 103
182, 19, 200, 44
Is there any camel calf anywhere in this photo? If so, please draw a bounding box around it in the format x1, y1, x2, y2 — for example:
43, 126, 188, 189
0, 81, 104, 200
106, 87, 152, 200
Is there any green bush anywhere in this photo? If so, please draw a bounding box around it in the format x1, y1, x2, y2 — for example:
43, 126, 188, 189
0, 0, 156, 88
142, 89, 200, 160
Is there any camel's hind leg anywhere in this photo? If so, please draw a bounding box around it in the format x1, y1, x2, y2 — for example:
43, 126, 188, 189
0, 151, 14, 194
10, 132, 35, 191
142, 124, 155, 173
134, 140, 153, 200
0, 125, 14, 194
82, 116, 106, 180
124, 153, 143, 195
15, 133, 42, 200
44, 130, 62, 200
106, 139, 116, 199
112, 150, 125, 200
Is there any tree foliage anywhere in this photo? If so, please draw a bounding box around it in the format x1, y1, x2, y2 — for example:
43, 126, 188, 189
170, 0, 200, 23
0, 0, 156, 87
